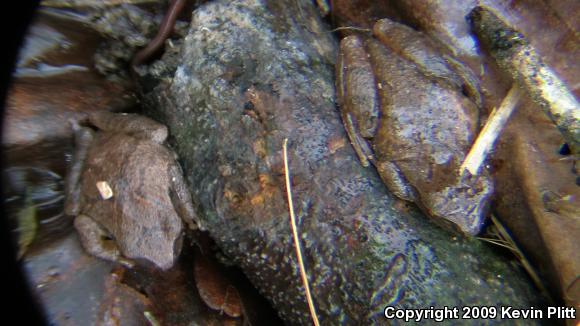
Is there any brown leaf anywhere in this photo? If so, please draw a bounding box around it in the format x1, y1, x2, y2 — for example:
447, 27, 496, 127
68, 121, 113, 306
194, 252, 242, 318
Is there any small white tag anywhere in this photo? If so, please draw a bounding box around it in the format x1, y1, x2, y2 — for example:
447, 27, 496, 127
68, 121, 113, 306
96, 181, 113, 200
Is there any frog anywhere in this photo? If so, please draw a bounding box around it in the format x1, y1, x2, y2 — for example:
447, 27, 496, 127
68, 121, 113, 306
336, 18, 493, 235
64, 111, 197, 270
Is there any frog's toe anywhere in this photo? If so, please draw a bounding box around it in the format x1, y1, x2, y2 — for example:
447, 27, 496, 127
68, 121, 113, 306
74, 215, 126, 264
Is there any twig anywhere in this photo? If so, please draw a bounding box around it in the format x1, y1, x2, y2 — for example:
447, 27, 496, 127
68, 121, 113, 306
144, 311, 161, 326
131, 0, 187, 73
469, 6, 580, 154
460, 85, 521, 176
283, 138, 320, 326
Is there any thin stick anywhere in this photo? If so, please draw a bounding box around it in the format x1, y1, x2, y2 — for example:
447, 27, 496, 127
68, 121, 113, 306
283, 138, 320, 326
460, 85, 521, 176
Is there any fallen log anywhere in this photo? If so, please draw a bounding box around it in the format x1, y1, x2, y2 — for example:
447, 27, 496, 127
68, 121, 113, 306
141, 0, 546, 323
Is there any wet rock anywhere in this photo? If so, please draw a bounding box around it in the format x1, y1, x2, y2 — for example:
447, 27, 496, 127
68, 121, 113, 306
141, 0, 546, 323
23, 232, 114, 325
3, 10, 135, 147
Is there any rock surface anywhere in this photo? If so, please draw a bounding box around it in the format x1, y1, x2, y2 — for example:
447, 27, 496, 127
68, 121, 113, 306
3, 10, 135, 146
143, 0, 546, 323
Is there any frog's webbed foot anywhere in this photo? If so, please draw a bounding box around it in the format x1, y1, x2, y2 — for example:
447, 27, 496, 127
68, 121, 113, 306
74, 215, 135, 268
343, 112, 376, 167
376, 161, 417, 202
88, 111, 168, 144
64, 122, 94, 216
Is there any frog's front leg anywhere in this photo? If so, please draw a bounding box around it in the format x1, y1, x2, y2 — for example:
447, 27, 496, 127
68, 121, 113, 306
64, 121, 94, 216
376, 161, 417, 202
337, 35, 380, 167
168, 163, 198, 230
74, 214, 134, 268
341, 113, 375, 167
88, 111, 168, 144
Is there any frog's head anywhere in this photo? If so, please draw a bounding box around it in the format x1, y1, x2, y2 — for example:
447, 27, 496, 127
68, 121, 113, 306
424, 174, 493, 236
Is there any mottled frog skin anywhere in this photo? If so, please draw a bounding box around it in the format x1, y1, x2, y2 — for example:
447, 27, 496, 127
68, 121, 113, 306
336, 19, 492, 235
65, 111, 197, 270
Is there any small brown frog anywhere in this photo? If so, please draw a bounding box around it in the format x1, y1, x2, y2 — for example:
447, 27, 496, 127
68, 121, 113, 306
65, 111, 197, 270
336, 19, 492, 235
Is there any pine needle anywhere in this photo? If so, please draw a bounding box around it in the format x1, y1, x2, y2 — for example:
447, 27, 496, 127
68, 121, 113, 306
478, 215, 547, 294
327, 26, 371, 33
283, 138, 320, 326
